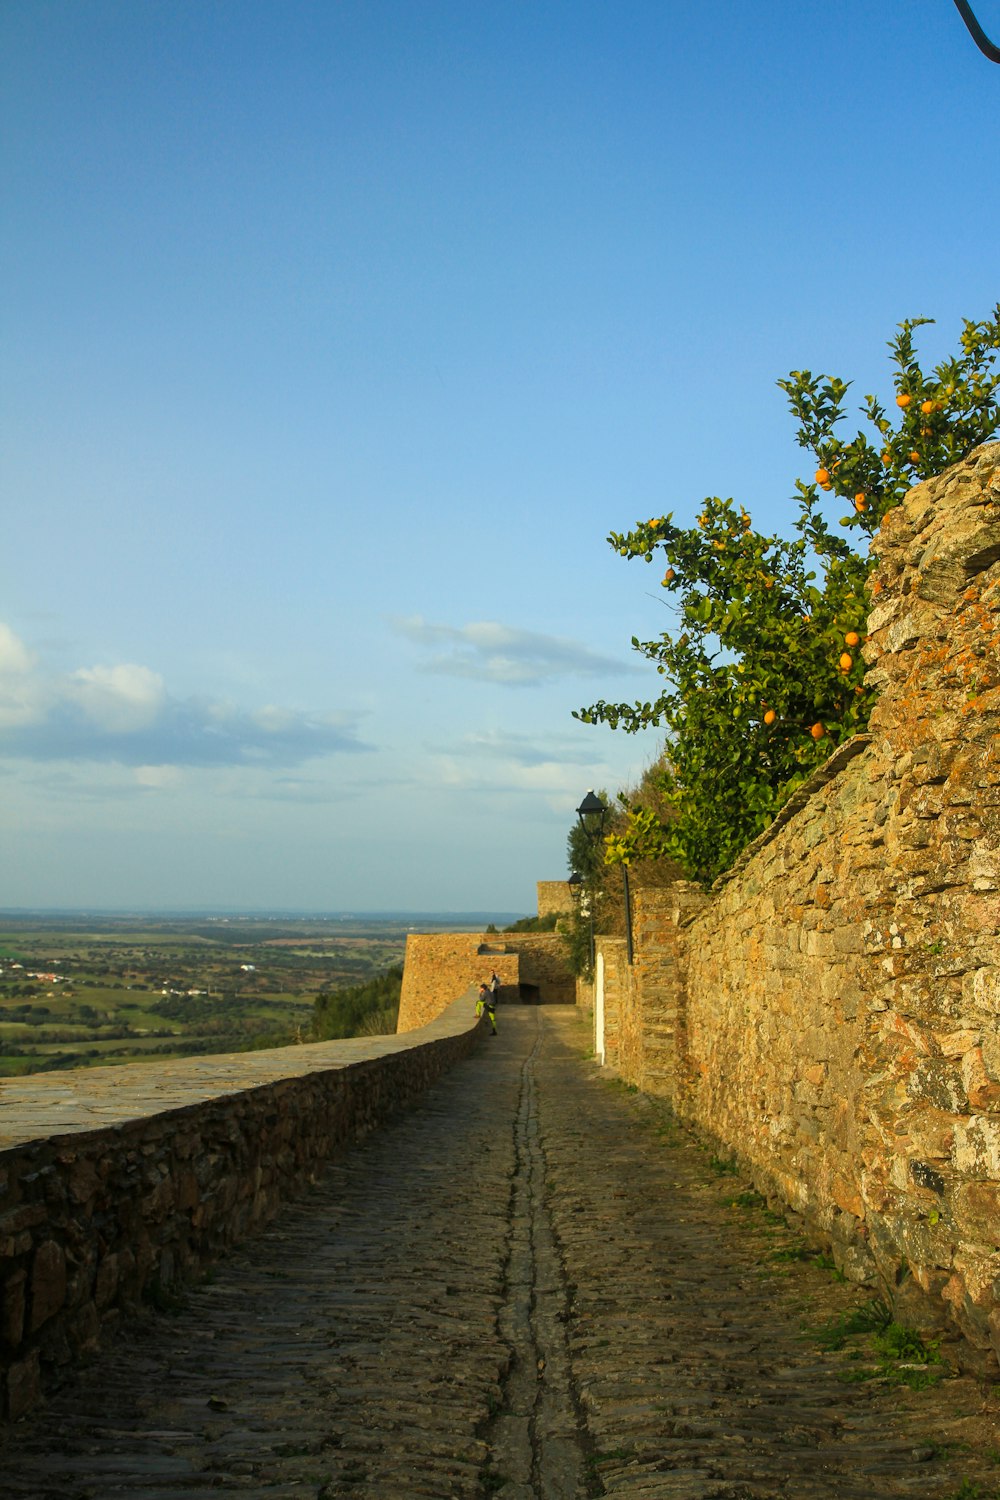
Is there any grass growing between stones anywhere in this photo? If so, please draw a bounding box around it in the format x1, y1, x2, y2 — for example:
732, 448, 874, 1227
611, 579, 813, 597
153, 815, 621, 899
702, 1143, 950, 1392
708, 1152, 741, 1175
726, 1188, 767, 1209
806, 1297, 945, 1391
812, 1250, 849, 1282
811, 1298, 895, 1348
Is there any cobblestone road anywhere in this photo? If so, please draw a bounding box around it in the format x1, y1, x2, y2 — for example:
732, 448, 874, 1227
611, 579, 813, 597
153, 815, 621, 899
1, 1008, 997, 1499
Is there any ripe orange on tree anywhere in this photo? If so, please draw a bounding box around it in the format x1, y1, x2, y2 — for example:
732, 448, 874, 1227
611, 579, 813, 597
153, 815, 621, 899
581, 307, 1000, 885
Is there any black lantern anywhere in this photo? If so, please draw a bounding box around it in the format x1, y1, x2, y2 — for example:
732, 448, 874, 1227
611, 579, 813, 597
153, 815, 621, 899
576, 789, 607, 839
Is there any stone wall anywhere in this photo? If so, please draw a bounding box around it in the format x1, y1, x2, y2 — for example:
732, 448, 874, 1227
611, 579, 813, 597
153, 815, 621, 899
600, 445, 1000, 1371
397, 931, 574, 1032
537, 880, 576, 919
396, 936, 519, 1031
506, 933, 576, 1003
593, 937, 628, 1070
0, 997, 485, 1421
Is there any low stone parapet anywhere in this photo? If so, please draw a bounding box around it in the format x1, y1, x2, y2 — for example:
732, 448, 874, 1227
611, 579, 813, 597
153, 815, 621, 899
0, 992, 484, 1421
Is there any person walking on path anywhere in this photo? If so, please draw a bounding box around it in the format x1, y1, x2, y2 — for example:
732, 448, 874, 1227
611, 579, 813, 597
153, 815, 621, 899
476, 980, 497, 1034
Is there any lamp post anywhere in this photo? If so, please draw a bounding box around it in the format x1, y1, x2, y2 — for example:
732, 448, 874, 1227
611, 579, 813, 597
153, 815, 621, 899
575, 790, 605, 972
568, 869, 593, 972
575, 788, 633, 965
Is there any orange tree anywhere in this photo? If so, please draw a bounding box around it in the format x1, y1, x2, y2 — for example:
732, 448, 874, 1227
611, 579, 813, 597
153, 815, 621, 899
576, 308, 1000, 883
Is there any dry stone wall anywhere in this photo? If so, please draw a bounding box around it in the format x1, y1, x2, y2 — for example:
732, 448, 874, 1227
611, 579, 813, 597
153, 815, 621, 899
536, 880, 576, 919
507, 933, 576, 1003
0, 999, 484, 1421
397, 931, 574, 1032
602, 446, 1000, 1371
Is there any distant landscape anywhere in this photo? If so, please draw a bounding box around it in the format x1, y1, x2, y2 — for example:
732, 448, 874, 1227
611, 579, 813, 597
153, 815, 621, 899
0, 911, 522, 1078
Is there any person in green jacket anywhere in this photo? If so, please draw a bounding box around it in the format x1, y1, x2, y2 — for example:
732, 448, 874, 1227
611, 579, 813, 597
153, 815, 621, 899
476, 981, 497, 1035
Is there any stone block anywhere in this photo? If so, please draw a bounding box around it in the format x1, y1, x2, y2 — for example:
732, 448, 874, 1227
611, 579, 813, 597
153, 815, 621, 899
29, 1239, 66, 1332
68, 1157, 101, 1207
935, 1028, 982, 1057
1, 1269, 26, 1350
901, 1108, 960, 1161
893, 1269, 954, 1335
68, 1300, 100, 1356
93, 1252, 119, 1311
831, 1173, 864, 1219
953, 1116, 1000, 1176
176, 1168, 200, 1212
961, 1047, 1000, 1111
959, 960, 1000, 1020
952, 1183, 1000, 1249
4, 1350, 41, 1422
0, 1203, 47, 1240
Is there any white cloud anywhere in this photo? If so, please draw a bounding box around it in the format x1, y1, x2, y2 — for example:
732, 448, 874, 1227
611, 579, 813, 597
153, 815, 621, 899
0, 623, 35, 676
134, 764, 183, 789
0, 621, 374, 769
391, 615, 638, 687
68, 663, 166, 732
421, 723, 645, 813
0, 623, 44, 730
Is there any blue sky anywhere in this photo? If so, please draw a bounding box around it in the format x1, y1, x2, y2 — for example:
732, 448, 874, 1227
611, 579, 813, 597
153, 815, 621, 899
1, 0, 998, 914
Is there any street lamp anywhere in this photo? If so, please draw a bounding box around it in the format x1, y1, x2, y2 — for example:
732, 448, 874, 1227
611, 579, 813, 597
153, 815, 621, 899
576, 788, 633, 965
576, 789, 607, 839
567, 869, 594, 971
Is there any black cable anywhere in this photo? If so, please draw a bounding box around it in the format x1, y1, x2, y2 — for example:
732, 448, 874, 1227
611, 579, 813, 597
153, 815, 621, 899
953, 0, 1000, 62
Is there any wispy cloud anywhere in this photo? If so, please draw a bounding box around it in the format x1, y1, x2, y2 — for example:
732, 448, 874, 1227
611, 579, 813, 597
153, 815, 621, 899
0, 622, 372, 770
391, 615, 636, 687
455, 728, 615, 769
417, 725, 640, 810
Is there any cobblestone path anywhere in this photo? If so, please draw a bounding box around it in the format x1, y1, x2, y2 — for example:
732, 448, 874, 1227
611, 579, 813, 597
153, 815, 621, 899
1, 1008, 997, 1499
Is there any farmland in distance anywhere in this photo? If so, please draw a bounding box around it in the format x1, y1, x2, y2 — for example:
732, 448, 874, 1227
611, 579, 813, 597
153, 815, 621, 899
0, 911, 509, 1078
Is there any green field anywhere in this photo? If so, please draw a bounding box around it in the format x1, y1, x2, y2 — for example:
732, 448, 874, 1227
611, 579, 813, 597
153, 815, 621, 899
0, 914, 440, 1077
